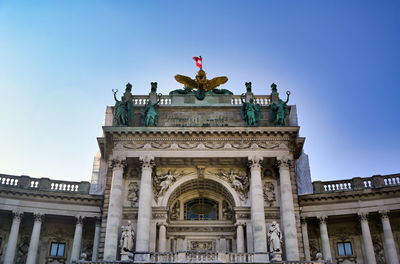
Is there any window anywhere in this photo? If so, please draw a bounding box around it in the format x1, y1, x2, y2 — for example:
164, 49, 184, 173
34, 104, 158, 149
184, 198, 219, 220
50, 242, 65, 257
337, 242, 352, 256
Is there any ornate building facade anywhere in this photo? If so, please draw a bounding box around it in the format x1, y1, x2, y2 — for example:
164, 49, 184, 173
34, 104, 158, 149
0, 78, 399, 264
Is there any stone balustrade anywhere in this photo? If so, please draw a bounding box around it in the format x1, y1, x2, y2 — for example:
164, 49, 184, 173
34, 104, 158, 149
132, 95, 172, 105
74, 252, 326, 263
0, 174, 90, 194
130, 95, 271, 106
313, 173, 400, 194
231, 95, 271, 105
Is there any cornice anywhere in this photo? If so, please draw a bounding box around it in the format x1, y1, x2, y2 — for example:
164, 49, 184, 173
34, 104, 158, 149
0, 187, 104, 205
299, 186, 400, 204
102, 126, 300, 138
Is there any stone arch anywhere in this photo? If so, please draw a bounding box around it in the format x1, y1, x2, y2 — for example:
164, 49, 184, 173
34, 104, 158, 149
159, 175, 242, 207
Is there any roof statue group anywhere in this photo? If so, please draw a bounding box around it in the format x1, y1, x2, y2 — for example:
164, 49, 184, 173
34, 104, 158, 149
111, 58, 291, 127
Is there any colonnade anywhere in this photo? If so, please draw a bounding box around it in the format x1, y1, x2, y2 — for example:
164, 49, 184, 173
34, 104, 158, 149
2, 212, 101, 264
103, 154, 300, 261
301, 211, 399, 264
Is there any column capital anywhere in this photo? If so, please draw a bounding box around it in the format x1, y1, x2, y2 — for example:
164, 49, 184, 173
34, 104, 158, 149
94, 217, 102, 227
139, 155, 155, 169
235, 222, 246, 227
110, 156, 127, 169
248, 156, 263, 169
157, 222, 168, 227
276, 156, 293, 170
379, 209, 390, 220
317, 215, 328, 224
75, 216, 85, 225
33, 213, 44, 223
358, 211, 369, 221
12, 210, 24, 221
300, 216, 308, 224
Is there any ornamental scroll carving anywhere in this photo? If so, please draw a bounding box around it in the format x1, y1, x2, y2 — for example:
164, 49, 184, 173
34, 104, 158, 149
116, 141, 288, 151
208, 169, 249, 201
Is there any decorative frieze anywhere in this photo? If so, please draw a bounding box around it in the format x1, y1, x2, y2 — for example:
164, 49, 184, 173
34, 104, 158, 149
113, 140, 289, 151
167, 226, 235, 232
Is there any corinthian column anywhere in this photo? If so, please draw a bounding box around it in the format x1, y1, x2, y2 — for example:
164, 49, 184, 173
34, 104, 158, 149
70, 216, 84, 263
318, 215, 332, 262
248, 156, 268, 261
358, 212, 377, 264
135, 156, 155, 254
104, 157, 126, 260
26, 213, 44, 264
4, 211, 23, 264
277, 156, 299, 260
380, 210, 399, 264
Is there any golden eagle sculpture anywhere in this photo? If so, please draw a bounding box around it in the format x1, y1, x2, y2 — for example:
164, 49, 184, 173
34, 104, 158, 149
174, 70, 229, 100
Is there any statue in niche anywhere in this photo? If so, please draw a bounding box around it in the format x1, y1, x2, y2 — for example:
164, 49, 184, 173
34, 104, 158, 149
170, 200, 180, 220
120, 221, 135, 252
263, 182, 276, 206
270, 83, 291, 126
112, 83, 134, 126
128, 182, 139, 206
219, 169, 249, 200
222, 200, 234, 220
268, 221, 282, 253
241, 96, 261, 126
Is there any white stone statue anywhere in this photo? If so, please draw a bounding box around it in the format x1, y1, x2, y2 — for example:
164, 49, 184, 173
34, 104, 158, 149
158, 170, 177, 197
120, 221, 135, 252
268, 221, 282, 253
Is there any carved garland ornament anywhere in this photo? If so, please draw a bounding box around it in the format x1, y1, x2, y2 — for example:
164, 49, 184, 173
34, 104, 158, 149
117, 141, 288, 151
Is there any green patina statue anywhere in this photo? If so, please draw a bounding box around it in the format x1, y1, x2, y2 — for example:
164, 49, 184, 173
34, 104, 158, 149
143, 97, 161, 127
169, 86, 195, 95
112, 83, 134, 126
241, 95, 261, 126
270, 84, 291, 126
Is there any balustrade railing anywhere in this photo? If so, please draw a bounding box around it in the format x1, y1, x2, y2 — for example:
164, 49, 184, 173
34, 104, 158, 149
75, 251, 326, 263
0, 174, 90, 194
131, 95, 271, 106
231, 95, 271, 105
313, 173, 400, 194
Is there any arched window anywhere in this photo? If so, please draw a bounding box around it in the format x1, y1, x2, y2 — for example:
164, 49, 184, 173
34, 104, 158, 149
184, 198, 219, 220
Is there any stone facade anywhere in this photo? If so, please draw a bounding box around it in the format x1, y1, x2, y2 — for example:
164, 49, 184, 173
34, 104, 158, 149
0, 92, 399, 264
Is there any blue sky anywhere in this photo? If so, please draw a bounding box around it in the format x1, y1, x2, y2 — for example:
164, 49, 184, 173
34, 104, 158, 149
0, 1, 399, 182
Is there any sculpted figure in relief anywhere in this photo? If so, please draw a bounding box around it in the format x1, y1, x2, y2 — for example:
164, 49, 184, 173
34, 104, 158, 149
268, 221, 283, 253
120, 221, 135, 252
263, 182, 276, 206
128, 182, 139, 206
170, 200, 180, 220
218, 169, 249, 200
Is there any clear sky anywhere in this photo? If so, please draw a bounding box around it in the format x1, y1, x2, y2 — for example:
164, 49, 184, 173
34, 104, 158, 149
0, 1, 399, 183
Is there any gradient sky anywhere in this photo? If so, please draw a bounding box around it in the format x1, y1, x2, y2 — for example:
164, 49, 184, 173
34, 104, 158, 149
0, 1, 399, 183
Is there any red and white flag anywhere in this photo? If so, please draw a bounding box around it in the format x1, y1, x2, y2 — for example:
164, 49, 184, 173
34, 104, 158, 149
193, 56, 202, 69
